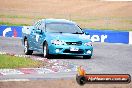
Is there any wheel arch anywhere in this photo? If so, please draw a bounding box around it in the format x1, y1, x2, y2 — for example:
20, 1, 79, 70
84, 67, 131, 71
43, 40, 47, 52
43, 40, 47, 46
23, 36, 27, 45
24, 36, 27, 42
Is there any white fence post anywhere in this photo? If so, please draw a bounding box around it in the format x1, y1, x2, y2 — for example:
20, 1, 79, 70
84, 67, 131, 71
129, 32, 132, 44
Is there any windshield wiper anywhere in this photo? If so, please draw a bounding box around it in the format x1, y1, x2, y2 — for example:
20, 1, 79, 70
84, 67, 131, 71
72, 32, 84, 34
51, 32, 63, 33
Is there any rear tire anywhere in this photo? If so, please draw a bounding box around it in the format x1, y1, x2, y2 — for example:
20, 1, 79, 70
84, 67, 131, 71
83, 55, 91, 59
24, 39, 33, 55
43, 42, 50, 58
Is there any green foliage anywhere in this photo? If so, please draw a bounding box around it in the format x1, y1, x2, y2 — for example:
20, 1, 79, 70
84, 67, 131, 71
0, 21, 30, 26
0, 54, 43, 68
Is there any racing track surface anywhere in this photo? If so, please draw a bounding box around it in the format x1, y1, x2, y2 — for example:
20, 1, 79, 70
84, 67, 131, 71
0, 37, 132, 79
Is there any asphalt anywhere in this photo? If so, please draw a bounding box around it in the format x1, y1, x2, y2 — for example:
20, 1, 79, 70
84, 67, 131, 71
0, 36, 132, 80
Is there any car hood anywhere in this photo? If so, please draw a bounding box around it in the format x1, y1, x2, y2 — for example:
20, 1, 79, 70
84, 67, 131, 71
45, 32, 91, 42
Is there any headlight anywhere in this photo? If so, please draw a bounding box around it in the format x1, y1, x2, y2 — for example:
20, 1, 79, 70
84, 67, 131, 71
84, 42, 92, 46
51, 40, 66, 45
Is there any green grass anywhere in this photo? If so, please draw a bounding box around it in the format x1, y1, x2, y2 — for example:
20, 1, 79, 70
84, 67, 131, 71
0, 14, 43, 19
0, 54, 44, 69
73, 19, 97, 23
83, 27, 131, 31
0, 14, 28, 19
0, 21, 30, 26
122, 20, 132, 24
0, 14, 132, 31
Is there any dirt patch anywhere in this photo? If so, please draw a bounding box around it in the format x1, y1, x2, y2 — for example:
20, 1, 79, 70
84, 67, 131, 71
0, 79, 132, 88
0, 0, 132, 17
0, 0, 132, 30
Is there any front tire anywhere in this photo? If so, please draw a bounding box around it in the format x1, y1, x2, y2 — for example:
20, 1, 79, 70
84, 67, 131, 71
43, 42, 50, 58
24, 39, 33, 55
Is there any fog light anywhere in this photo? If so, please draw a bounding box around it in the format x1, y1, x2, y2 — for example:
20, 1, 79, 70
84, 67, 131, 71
87, 50, 91, 54
55, 49, 60, 53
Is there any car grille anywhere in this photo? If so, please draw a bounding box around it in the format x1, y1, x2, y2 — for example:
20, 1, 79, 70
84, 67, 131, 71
63, 49, 84, 54
66, 41, 82, 46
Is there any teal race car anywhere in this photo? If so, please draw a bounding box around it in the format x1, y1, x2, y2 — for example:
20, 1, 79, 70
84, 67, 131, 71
22, 19, 93, 59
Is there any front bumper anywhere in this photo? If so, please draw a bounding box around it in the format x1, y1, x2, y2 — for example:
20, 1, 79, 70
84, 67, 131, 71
48, 44, 93, 56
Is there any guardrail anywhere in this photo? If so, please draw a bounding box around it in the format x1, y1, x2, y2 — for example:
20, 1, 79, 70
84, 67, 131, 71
0, 25, 131, 44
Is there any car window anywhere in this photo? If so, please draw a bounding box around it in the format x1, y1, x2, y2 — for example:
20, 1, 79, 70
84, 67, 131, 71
39, 22, 45, 31
46, 22, 83, 34
34, 20, 41, 30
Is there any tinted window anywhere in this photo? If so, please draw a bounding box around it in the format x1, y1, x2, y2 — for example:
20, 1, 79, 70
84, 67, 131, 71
46, 22, 83, 34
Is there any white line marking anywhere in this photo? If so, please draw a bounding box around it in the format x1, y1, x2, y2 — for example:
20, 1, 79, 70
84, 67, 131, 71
0, 79, 30, 82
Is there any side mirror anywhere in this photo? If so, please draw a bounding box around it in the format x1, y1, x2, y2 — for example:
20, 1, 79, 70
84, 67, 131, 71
85, 32, 89, 35
82, 30, 89, 35
36, 30, 42, 34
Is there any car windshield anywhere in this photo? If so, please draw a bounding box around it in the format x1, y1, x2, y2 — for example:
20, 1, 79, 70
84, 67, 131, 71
46, 22, 83, 34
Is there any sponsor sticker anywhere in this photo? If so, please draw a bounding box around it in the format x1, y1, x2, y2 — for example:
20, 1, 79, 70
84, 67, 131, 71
76, 66, 131, 85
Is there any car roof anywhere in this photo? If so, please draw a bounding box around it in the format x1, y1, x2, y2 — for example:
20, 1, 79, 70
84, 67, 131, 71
42, 18, 76, 24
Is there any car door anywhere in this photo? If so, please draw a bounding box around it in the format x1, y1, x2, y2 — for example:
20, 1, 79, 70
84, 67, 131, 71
30, 21, 41, 51
27, 26, 36, 50
36, 21, 46, 52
